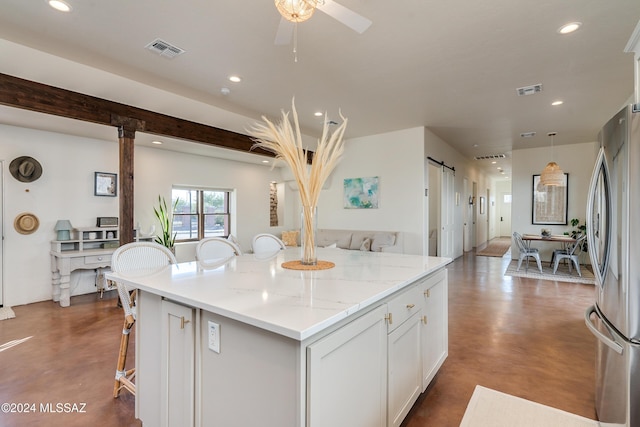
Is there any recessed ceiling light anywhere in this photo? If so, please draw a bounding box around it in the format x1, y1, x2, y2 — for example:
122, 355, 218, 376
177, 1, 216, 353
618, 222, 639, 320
551, 100, 564, 106
152, 140, 163, 145
558, 22, 582, 34
314, 111, 323, 117
228, 75, 242, 83
48, 0, 72, 12
262, 160, 269, 163
473, 144, 479, 148
491, 161, 497, 164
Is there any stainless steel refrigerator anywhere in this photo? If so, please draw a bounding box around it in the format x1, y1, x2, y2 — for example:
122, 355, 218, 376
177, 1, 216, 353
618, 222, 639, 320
585, 103, 640, 427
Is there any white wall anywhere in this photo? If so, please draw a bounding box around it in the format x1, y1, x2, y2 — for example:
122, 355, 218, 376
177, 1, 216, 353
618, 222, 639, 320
0, 124, 282, 307
511, 141, 597, 260
316, 127, 426, 255
1, 125, 119, 305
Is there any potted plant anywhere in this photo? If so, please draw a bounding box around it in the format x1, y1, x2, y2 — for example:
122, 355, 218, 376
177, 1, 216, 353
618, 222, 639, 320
567, 218, 588, 254
154, 195, 179, 250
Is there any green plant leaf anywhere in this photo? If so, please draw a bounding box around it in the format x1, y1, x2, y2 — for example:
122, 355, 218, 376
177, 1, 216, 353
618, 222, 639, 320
154, 194, 179, 249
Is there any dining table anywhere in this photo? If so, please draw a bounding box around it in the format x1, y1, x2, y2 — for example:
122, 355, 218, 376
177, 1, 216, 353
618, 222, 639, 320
521, 234, 577, 245
521, 234, 577, 267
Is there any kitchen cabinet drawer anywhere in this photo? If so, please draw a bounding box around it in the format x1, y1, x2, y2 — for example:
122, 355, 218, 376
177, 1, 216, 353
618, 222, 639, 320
387, 285, 420, 333
84, 254, 111, 265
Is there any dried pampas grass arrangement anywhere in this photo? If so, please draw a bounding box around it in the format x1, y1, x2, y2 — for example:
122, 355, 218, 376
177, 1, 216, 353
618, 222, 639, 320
249, 98, 348, 265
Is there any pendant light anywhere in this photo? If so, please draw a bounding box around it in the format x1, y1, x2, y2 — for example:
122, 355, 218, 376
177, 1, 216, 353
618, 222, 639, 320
540, 132, 564, 186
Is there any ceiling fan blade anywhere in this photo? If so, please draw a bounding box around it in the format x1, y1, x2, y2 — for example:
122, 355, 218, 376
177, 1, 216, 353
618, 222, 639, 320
274, 17, 294, 45
317, 0, 372, 34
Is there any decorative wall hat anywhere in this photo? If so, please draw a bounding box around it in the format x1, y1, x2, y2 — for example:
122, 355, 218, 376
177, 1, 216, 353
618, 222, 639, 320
9, 156, 43, 182
14, 212, 40, 235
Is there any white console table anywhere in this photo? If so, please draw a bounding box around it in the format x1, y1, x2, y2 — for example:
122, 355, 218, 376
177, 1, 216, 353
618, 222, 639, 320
50, 226, 152, 306
50, 248, 113, 307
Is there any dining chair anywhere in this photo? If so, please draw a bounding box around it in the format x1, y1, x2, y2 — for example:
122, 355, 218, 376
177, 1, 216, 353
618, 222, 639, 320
550, 234, 580, 267
553, 234, 587, 276
251, 233, 286, 255
196, 237, 242, 262
513, 232, 543, 273
111, 241, 177, 398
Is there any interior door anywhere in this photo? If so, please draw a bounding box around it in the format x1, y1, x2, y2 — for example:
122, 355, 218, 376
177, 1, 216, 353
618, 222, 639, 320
499, 192, 512, 237
463, 178, 471, 252
439, 168, 455, 259
472, 182, 478, 249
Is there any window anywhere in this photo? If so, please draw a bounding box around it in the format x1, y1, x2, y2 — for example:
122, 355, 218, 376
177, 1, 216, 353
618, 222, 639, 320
172, 188, 231, 242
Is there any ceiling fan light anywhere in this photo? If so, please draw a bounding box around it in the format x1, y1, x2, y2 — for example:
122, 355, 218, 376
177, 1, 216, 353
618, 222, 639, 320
275, 0, 318, 23
540, 162, 565, 186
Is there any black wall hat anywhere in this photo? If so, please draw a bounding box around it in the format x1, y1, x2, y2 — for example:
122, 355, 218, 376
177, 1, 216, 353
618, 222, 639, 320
9, 156, 43, 182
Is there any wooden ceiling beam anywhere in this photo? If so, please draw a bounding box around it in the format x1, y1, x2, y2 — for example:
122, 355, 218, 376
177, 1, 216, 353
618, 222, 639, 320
0, 72, 275, 158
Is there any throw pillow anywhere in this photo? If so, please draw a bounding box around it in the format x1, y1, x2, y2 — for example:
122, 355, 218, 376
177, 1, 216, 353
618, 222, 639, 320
281, 230, 299, 247
371, 233, 396, 252
359, 238, 371, 251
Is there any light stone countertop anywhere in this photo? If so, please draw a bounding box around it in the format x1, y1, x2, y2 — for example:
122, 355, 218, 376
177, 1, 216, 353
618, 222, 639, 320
106, 248, 451, 341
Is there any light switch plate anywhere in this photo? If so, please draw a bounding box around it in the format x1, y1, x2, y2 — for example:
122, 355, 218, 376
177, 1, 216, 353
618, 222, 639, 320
208, 321, 220, 353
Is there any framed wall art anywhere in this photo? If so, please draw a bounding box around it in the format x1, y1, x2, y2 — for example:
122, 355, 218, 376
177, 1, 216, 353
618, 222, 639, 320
343, 176, 379, 209
94, 172, 117, 197
532, 173, 568, 225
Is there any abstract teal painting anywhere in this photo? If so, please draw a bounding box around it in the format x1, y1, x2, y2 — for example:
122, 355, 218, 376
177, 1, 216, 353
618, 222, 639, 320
343, 176, 379, 209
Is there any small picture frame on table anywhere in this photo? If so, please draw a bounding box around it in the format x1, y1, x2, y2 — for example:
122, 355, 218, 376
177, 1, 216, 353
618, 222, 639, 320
94, 172, 117, 197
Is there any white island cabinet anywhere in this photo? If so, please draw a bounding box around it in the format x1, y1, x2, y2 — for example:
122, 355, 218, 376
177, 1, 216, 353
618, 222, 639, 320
107, 248, 450, 427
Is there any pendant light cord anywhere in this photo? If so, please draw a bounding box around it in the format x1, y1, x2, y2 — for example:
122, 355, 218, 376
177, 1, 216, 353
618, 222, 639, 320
293, 22, 299, 63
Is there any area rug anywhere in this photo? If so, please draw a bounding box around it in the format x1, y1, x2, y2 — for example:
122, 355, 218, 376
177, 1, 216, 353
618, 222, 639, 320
504, 260, 595, 285
0, 307, 16, 320
460, 385, 598, 427
476, 238, 511, 257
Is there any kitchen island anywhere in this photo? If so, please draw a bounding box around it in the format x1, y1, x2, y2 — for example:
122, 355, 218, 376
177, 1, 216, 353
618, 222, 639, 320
107, 248, 451, 427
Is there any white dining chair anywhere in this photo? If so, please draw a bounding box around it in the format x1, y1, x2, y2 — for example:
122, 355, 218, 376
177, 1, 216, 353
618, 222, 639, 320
553, 234, 587, 276
196, 237, 242, 262
513, 232, 542, 273
110, 241, 177, 398
251, 233, 286, 255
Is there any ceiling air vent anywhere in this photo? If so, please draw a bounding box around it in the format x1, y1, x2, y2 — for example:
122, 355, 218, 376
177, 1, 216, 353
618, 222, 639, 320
474, 154, 507, 160
516, 84, 542, 96
145, 38, 185, 59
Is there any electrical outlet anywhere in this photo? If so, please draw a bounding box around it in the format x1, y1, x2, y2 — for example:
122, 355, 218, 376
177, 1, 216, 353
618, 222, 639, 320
208, 321, 220, 353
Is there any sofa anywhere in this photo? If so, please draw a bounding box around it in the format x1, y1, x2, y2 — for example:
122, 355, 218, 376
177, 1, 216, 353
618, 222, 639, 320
282, 229, 402, 253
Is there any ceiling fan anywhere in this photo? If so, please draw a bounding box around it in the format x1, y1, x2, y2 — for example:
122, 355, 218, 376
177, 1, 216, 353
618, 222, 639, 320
274, 0, 372, 45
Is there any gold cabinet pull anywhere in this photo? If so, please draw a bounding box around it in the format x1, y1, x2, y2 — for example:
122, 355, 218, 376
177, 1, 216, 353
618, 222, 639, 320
180, 316, 190, 329
385, 313, 393, 324
422, 315, 428, 325
424, 289, 431, 298
406, 303, 415, 309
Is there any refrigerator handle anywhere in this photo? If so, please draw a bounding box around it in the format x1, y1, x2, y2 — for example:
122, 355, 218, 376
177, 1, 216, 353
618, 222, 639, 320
585, 305, 623, 354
